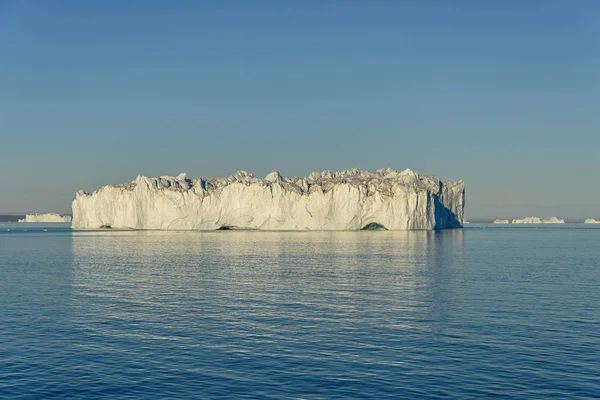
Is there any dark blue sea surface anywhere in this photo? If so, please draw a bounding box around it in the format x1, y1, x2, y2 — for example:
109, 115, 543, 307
1, 224, 599, 399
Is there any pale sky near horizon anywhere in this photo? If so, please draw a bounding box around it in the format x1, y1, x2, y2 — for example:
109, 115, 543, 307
1, 1, 599, 219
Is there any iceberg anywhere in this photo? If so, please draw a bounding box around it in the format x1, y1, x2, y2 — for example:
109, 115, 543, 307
511, 216, 564, 224
72, 168, 465, 231
18, 213, 72, 223
493, 219, 510, 224
584, 218, 600, 224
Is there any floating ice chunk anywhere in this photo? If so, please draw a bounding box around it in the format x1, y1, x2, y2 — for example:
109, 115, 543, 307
511, 216, 564, 224
72, 168, 465, 231
19, 213, 72, 223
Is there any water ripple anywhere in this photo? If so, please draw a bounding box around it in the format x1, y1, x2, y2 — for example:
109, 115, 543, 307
1, 228, 599, 398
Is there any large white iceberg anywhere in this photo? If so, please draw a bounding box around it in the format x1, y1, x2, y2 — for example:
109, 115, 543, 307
512, 216, 564, 224
584, 218, 600, 224
18, 213, 72, 223
72, 168, 465, 231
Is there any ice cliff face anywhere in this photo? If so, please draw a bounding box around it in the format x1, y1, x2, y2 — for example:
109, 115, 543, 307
19, 213, 72, 223
512, 216, 564, 224
72, 168, 465, 231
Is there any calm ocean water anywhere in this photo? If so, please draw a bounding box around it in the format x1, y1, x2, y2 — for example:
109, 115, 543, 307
1, 224, 598, 399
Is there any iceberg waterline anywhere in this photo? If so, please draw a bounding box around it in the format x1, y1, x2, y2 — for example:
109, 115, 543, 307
72, 168, 465, 231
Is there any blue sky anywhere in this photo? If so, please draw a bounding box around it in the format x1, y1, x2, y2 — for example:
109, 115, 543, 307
1, 0, 599, 219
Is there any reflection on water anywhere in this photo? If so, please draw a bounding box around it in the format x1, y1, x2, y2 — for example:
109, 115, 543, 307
71, 231, 463, 333
68, 231, 470, 398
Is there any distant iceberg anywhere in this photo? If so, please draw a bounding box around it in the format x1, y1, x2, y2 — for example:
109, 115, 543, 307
584, 218, 600, 224
511, 216, 564, 224
19, 213, 72, 223
72, 168, 465, 231
493, 219, 510, 224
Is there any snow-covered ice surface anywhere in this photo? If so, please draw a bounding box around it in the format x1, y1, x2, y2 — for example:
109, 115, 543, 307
72, 168, 464, 231
512, 216, 565, 224
19, 213, 72, 223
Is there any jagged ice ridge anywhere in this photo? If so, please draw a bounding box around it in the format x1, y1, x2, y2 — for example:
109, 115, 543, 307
72, 168, 465, 231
